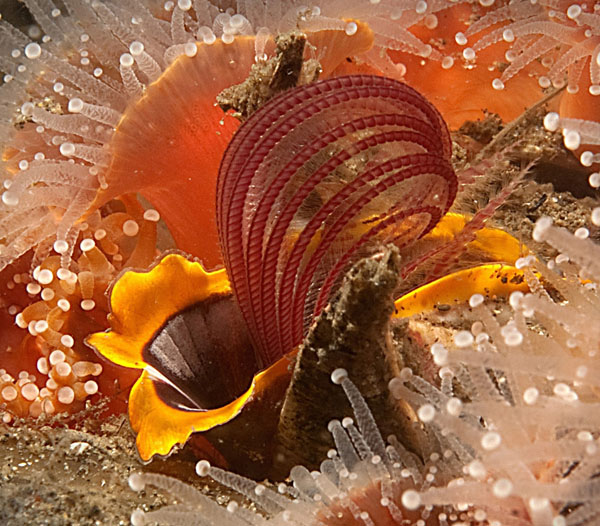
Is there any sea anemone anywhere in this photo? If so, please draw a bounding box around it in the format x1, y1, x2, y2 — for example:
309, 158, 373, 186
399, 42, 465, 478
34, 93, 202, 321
2, 0, 597, 271
453, 0, 600, 167
0, 0, 383, 420
0, 0, 458, 422
0, 0, 449, 269
0, 1, 599, 521
0, 195, 156, 421
0, 2, 596, 397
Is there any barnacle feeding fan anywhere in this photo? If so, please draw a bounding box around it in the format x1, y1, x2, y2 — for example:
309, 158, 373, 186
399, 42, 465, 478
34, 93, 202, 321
216, 74, 456, 365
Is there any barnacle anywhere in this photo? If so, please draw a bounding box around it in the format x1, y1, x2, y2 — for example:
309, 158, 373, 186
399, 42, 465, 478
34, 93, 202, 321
86, 251, 294, 460
217, 74, 456, 365
1, 0, 519, 424
89, 72, 536, 462
88, 73, 461, 459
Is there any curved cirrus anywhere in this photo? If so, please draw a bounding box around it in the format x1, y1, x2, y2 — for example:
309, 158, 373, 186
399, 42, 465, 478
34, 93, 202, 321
217, 75, 457, 368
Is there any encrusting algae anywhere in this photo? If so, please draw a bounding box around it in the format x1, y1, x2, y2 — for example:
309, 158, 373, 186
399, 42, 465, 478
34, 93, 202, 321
0, 1, 599, 525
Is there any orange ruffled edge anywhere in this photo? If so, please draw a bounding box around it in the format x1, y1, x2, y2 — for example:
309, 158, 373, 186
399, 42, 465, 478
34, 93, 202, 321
86, 252, 230, 370
128, 354, 291, 461
395, 213, 531, 316
86, 251, 294, 461
394, 263, 529, 318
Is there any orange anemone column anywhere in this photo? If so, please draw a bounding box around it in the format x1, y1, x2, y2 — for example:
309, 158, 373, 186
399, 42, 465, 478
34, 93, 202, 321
92, 23, 374, 269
